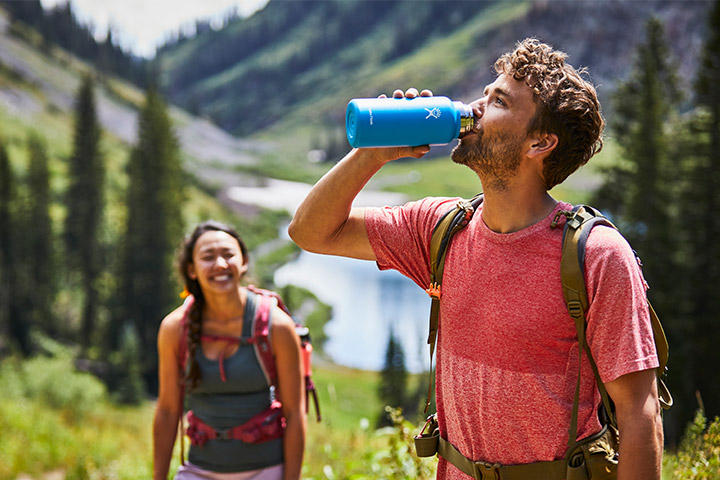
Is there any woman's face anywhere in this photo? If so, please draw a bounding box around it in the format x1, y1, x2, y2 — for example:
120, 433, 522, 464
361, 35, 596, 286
188, 230, 248, 295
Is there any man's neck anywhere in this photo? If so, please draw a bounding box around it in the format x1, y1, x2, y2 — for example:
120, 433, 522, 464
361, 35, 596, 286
480, 185, 558, 234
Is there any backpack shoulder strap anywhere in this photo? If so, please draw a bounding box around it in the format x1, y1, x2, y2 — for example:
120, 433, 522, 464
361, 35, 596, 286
250, 288, 278, 387
557, 205, 618, 457
423, 193, 484, 412
249, 285, 322, 421
178, 294, 195, 375
557, 205, 672, 455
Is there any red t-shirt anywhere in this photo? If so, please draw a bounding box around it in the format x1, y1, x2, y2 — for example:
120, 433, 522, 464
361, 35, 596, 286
365, 197, 659, 479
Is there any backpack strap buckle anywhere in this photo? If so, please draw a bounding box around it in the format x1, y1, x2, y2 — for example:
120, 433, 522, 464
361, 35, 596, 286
567, 300, 584, 319
425, 282, 442, 299
472, 461, 501, 480
457, 200, 475, 224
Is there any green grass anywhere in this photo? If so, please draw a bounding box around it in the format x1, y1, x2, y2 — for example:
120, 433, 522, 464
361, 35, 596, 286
2, 345, 719, 480
0, 347, 432, 480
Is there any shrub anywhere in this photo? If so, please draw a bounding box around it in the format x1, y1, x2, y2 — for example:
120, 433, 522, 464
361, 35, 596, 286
664, 410, 720, 480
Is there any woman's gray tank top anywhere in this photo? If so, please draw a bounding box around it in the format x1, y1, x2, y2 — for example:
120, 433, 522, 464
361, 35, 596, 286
187, 291, 283, 473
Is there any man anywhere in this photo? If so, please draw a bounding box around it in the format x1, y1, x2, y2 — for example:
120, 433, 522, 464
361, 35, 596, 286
289, 38, 663, 479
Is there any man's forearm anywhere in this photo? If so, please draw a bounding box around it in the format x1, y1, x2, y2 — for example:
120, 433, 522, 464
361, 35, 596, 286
290, 145, 429, 258
616, 408, 663, 480
290, 148, 383, 248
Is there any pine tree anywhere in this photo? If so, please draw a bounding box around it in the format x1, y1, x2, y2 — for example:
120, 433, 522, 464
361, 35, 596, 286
0, 140, 12, 351
114, 324, 145, 404
594, 18, 681, 306
115, 86, 185, 393
591, 17, 687, 440
26, 134, 55, 334
65, 73, 105, 352
681, 0, 720, 425
8, 133, 56, 353
378, 329, 408, 426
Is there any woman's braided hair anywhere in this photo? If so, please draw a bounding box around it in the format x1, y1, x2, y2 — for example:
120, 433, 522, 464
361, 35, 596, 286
176, 220, 249, 391
494, 38, 605, 190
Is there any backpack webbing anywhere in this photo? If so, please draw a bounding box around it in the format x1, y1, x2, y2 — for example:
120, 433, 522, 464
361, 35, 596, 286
556, 204, 672, 455
176, 290, 275, 465
423, 198, 672, 456
423, 194, 484, 412
176, 286, 322, 465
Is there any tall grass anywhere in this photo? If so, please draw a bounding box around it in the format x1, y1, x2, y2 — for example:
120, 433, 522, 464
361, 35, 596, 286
1, 341, 718, 480
0, 341, 155, 479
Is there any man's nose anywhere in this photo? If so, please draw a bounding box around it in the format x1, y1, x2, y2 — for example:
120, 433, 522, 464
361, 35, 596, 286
470, 99, 484, 118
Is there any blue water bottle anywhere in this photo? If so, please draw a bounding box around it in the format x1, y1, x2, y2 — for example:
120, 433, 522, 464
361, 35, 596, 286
345, 96, 474, 148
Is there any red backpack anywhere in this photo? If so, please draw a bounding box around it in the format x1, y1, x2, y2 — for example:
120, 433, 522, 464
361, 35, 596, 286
176, 285, 320, 462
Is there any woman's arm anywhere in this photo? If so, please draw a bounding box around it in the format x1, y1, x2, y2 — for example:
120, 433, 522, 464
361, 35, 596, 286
271, 307, 307, 480
153, 310, 184, 480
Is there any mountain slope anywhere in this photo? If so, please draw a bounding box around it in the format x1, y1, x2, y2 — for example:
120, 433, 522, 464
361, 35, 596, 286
157, 0, 711, 144
0, 7, 272, 192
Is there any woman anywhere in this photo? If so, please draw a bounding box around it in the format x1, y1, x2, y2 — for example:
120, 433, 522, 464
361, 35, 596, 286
153, 221, 306, 480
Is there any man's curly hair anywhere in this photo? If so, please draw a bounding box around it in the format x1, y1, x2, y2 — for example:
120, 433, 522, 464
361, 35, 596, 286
494, 38, 604, 190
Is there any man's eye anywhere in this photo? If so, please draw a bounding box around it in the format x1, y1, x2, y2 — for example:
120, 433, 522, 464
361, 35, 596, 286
495, 97, 505, 106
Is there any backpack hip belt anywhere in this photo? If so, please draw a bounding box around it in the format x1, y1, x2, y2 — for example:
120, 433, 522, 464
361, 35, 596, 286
186, 400, 285, 446
415, 411, 618, 480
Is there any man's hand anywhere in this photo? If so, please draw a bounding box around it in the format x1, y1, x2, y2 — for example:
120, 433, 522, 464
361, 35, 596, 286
354, 87, 434, 163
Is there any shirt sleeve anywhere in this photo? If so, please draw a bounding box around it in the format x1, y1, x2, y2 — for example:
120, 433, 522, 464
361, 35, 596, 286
584, 225, 659, 384
364, 196, 460, 290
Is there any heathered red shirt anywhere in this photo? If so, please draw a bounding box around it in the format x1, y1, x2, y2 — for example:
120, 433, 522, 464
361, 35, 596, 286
365, 197, 659, 479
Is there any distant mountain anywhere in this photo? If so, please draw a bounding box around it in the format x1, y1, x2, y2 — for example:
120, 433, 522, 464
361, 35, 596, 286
0, 0, 148, 86
156, 0, 712, 141
0, 5, 271, 195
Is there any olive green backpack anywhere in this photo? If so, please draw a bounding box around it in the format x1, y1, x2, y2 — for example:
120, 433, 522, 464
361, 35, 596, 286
414, 195, 672, 480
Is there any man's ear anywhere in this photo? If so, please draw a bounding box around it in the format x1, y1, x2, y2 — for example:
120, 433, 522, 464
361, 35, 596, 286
528, 132, 559, 159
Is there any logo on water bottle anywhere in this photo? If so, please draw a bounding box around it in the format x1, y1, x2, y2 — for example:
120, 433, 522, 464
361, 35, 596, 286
425, 107, 442, 119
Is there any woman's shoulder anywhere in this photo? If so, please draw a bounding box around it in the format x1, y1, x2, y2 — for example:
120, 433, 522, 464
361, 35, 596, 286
158, 303, 188, 346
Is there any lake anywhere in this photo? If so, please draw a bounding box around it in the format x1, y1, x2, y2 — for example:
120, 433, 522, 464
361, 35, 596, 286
227, 179, 432, 372
274, 249, 432, 373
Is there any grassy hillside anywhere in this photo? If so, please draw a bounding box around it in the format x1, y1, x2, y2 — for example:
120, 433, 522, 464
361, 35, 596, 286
0, 6, 289, 253
158, 0, 710, 147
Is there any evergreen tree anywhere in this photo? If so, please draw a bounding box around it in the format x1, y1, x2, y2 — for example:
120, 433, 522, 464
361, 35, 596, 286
116, 86, 185, 393
65, 74, 105, 353
681, 0, 720, 425
0, 140, 12, 352
114, 324, 145, 404
26, 134, 55, 335
8, 133, 56, 354
594, 18, 680, 296
592, 19, 682, 312
378, 329, 408, 426
591, 18, 687, 439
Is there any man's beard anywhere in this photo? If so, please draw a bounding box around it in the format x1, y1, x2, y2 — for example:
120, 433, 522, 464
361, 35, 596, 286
451, 128, 524, 191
